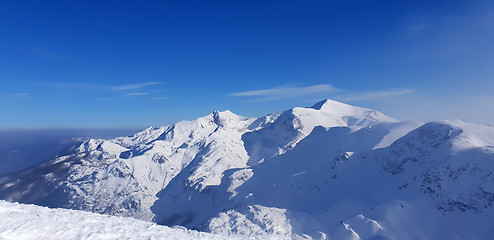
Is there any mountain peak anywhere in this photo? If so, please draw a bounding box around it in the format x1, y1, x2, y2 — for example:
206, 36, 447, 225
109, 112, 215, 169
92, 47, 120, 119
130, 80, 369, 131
309, 99, 395, 121
311, 99, 351, 110
207, 110, 253, 128
310, 99, 374, 116
211, 109, 232, 117
210, 110, 242, 121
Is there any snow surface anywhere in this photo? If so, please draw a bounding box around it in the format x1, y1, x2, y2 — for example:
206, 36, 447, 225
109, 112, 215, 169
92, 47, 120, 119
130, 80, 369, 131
1, 99, 493, 239
0, 200, 285, 240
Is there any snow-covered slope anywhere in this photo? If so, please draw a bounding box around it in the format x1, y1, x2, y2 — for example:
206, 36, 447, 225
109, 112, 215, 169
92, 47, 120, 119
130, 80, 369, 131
0, 200, 284, 240
0, 110, 255, 221
1, 99, 493, 239
194, 119, 494, 239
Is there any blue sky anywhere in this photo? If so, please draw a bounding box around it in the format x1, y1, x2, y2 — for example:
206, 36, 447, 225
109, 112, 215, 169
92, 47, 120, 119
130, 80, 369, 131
1, 0, 493, 128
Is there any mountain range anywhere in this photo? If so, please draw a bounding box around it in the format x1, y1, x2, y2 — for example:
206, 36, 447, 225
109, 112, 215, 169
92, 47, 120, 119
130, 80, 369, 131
1, 99, 493, 239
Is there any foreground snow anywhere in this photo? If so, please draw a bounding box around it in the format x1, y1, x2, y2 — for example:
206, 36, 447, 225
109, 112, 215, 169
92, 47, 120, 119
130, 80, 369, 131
0, 201, 285, 240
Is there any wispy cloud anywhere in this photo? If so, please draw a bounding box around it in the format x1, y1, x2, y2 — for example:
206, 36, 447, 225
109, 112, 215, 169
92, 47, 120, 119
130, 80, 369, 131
39, 81, 162, 92
37, 81, 164, 99
11, 93, 30, 97
336, 89, 415, 101
124, 92, 149, 97
113, 82, 162, 91
228, 84, 340, 101
38, 82, 108, 91
229, 84, 414, 103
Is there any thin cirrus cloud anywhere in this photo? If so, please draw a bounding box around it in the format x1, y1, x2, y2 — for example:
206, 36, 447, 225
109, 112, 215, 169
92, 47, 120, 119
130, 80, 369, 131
11, 93, 30, 97
38, 82, 107, 91
37, 81, 164, 100
229, 84, 414, 102
113, 82, 162, 91
38, 81, 162, 92
335, 89, 415, 101
228, 84, 341, 101
124, 92, 149, 97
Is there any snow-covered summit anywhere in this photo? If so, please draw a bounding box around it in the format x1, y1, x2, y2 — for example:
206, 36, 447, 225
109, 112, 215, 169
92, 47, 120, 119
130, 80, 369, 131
312, 99, 395, 121
440, 119, 494, 151
293, 99, 396, 134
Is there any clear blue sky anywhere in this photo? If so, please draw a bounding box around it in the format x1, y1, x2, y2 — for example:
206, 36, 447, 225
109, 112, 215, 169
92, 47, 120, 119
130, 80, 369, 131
1, 0, 493, 128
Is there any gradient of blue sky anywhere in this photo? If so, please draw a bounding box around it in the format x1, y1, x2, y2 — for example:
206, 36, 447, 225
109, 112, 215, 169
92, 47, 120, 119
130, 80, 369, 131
0, 0, 493, 128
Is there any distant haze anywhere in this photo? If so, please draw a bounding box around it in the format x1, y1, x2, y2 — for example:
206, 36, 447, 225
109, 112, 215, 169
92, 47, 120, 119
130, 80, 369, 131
0, 128, 139, 176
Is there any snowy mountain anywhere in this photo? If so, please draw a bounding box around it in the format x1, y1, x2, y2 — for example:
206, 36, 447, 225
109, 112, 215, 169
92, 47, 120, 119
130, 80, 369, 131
1, 99, 493, 239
